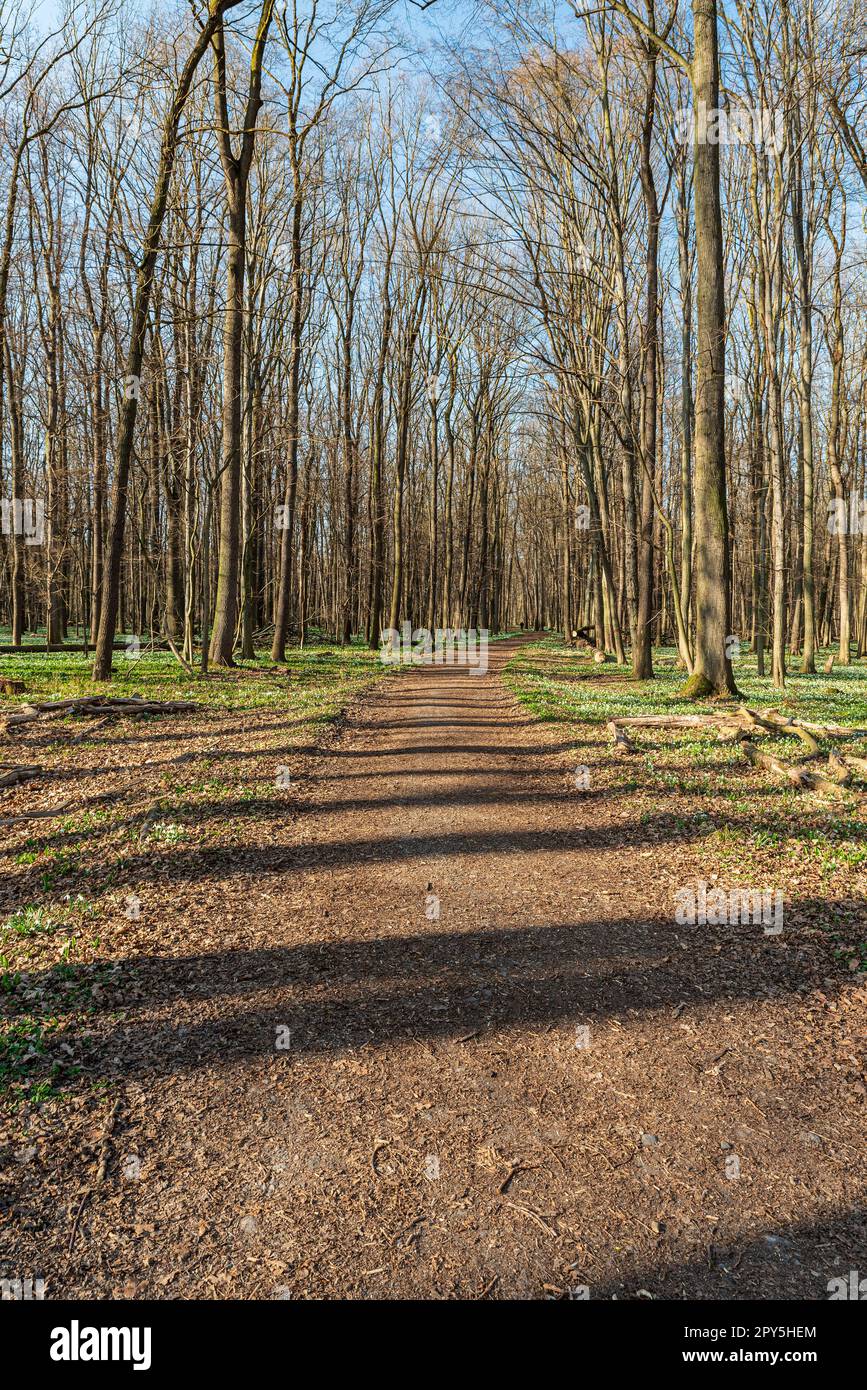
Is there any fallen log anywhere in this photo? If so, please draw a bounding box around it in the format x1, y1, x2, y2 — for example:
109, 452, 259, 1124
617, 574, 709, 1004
608, 706, 867, 742
826, 750, 852, 785
165, 636, 197, 678
736, 707, 780, 735
14, 697, 90, 712
843, 752, 867, 776
3, 693, 201, 756
605, 714, 726, 729
743, 742, 812, 787
752, 711, 819, 756
5, 707, 64, 730
98, 700, 197, 715
756, 708, 867, 738
743, 742, 849, 798
606, 705, 866, 799
5, 695, 198, 734
0, 803, 73, 824
608, 711, 751, 744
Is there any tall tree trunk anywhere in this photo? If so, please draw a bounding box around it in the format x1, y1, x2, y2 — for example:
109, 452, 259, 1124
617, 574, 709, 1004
681, 0, 737, 697
675, 150, 694, 665
93, 0, 244, 680
271, 185, 303, 662
634, 8, 661, 679
209, 0, 273, 665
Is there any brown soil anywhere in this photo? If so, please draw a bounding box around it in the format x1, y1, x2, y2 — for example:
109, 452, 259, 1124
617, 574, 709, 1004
2, 637, 865, 1299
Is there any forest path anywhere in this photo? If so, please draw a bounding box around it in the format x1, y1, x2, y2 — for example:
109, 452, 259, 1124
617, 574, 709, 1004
35, 637, 865, 1298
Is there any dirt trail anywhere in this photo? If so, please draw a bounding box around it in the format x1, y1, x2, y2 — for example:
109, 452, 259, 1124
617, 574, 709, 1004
15, 638, 866, 1298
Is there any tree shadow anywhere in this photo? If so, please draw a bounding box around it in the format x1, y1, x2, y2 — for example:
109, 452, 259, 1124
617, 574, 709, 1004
11, 903, 856, 1083
584, 1207, 867, 1300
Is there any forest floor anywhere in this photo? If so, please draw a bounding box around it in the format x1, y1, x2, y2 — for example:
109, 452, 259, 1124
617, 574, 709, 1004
0, 634, 865, 1299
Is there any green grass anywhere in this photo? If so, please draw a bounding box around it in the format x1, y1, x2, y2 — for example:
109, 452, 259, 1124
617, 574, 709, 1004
503, 636, 867, 916
0, 947, 128, 1105
0, 1015, 71, 1105
504, 635, 867, 730
1, 636, 398, 1112
0, 633, 390, 714
2, 906, 59, 937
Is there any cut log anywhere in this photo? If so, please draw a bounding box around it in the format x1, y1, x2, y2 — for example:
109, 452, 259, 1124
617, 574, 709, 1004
842, 753, 867, 777
756, 708, 867, 738
607, 720, 636, 753
743, 742, 848, 798
609, 714, 733, 729
826, 750, 852, 785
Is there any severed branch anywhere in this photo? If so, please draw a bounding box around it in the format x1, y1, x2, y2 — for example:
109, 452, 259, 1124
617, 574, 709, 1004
605, 705, 865, 799
608, 706, 867, 742
742, 742, 850, 799
5, 695, 198, 734
607, 720, 637, 753
0, 804, 73, 824
165, 636, 197, 678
